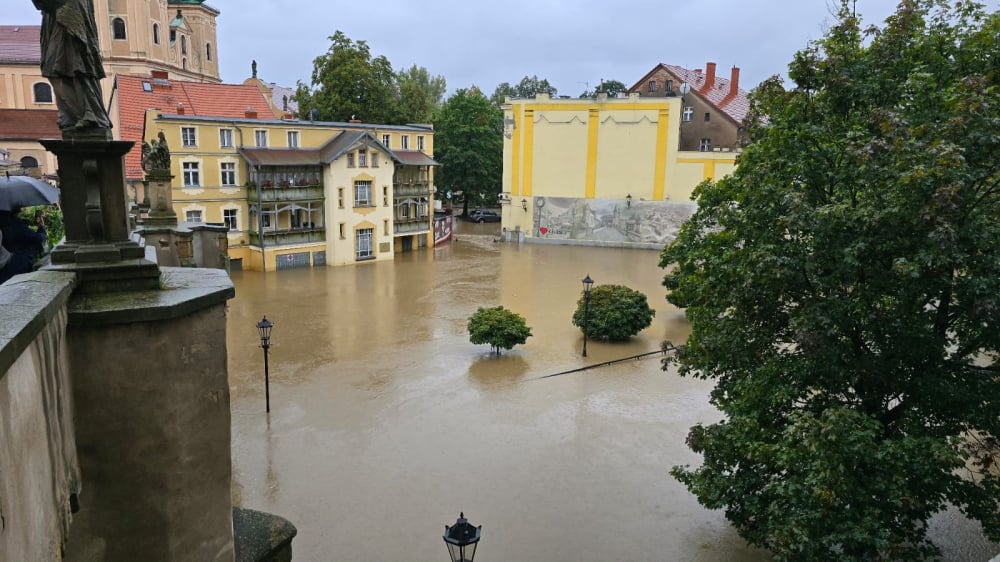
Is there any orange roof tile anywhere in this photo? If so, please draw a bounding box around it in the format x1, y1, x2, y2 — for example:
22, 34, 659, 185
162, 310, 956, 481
629, 63, 750, 125
0, 26, 40, 64
0, 109, 59, 140
116, 74, 280, 179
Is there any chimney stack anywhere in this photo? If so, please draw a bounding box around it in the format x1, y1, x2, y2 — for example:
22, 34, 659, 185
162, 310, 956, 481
729, 66, 740, 96
245, 106, 257, 119
176, 102, 184, 115
703, 62, 717, 92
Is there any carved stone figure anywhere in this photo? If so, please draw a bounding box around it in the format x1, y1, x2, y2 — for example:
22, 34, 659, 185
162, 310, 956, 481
32, 0, 112, 137
141, 131, 171, 173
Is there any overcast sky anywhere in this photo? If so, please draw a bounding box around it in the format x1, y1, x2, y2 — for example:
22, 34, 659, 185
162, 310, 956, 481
5, 1, 1000, 96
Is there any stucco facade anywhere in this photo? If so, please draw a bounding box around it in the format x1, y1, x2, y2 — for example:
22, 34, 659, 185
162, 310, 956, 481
502, 93, 736, 247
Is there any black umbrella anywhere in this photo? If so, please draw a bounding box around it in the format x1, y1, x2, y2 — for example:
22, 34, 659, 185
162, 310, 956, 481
0, 175, 59, 211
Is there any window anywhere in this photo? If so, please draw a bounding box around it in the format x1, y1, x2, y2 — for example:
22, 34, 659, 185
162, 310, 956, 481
112, 18, 126, 40
358, 149, 367, 167
261, 213, 272, 229
346, 153, 355, 167
665, 80, 673, 93
219, 128, 233, 148
186, 210, 203, 223
401, 135, 409, 150
648, 80, 656, 92
682, 106, 694, 122
206, 42, 212, 61
33, 83, 53, 103
704, 112, 711, 122
382, 134, 391, 147
371, 152, 378, 168
699, 138, 711, 152
170, 29, 176, 44
287, 131, 299, 148
354, 180, 372, 207
182, 57, 187, 70
182, 162, 200, 186
339, 223, 345, 239
356, 228, 373, 259
338, 187, 344, 208
383, 186, 388, 206
254, 130, 268, 147
223, 209, 238, 230
20, 156, 38, 169
384, 219, 389, 236
142, 81, 152, 92
417, 136, 424, 151
180, 35, 187, 55
400, 204, 409, 219
220, 162, 236, 186
181, 127, 196, 147
152, 23, 160, 45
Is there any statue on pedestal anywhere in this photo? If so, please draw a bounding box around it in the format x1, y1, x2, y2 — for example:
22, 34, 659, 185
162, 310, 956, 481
32, 0, 112, 137
141, 132, 171, 174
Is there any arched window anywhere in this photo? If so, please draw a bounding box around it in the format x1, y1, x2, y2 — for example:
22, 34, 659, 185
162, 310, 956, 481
152, 23, 160, 45
33, 82, 53, 103
182, 57, 187, 70
112, 17, 126, 40
206, 42, 212, 61
20, 156, 39, 169
180, 35, 187, 55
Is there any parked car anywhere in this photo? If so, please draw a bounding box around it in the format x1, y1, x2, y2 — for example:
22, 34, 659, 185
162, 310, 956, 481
468, 210, 501, 223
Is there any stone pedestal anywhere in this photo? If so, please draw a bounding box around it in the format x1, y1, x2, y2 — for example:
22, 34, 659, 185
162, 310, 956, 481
141, 171, 178, 227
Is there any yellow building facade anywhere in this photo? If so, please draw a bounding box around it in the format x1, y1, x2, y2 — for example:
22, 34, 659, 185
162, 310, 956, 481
143, 110, 436, 270
502, 93, 736, 247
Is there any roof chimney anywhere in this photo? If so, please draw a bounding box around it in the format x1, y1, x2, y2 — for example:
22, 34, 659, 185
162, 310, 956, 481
702, 62, 717, 92
245, 106, 257, 119
176, 102, 184, 115
722, 66, 741, 105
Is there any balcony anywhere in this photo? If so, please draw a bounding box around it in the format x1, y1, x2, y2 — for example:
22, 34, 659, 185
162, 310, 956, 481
393, 216, 431, 235
394, 181, 431, 198
247, 182, 324, 203
248, 226, 326, 247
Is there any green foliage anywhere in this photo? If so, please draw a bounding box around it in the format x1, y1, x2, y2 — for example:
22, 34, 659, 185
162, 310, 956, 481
467, 306, 532, 355
434, 88, 503, 212
294, 31, 399, 124
489, 75, 558, 106
396, 64, 447, 124
571, 284, 654, 342
661, 1, 1000, 559
579, 79, 627, 99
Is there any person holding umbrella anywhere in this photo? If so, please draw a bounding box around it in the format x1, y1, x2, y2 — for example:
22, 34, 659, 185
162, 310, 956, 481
0, 207, 47, 283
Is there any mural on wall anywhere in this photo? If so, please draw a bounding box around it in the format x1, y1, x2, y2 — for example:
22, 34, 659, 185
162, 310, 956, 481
433, 214, 453, 246
532, 197, 697, 246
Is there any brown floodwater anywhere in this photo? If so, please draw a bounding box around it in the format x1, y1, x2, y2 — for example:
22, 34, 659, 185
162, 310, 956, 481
225, 221, 999, 562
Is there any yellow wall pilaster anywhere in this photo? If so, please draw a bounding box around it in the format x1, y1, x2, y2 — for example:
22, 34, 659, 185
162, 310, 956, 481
522, 109, 534, 197
653, 108, 670, 200
585, 108, 600, 199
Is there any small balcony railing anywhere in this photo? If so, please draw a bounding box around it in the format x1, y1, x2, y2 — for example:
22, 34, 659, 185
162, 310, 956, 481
246, 183, 324, 203
248, 226, 326, 246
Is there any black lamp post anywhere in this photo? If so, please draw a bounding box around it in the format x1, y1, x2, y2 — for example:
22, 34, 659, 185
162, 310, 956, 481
582, 274, 594, 358
256, 316, 273, 413
443, 512, 481, 562
626, 193, 632, 208
521, 198, 528, 211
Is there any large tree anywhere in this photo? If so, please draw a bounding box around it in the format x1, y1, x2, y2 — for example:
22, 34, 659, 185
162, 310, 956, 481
468, 306, 532, 356
661, 1, 1000, 560
434, 87, 503, 215
294, 31, 398, 124
395, 64, 447, 124
490, 75, 558, 107
571, 284, 654, 342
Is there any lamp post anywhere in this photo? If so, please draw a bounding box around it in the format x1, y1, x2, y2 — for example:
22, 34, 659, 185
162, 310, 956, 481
443, 512, 481, 562
521, 198, 528, 211
626, 193, 632, 208
256, 316, 273, 413
582, 274, 594, 358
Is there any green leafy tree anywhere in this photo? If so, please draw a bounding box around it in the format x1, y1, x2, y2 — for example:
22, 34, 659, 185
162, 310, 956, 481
395, 64, 447, 124
579, 79, 627, 99
433, 87, 503, 216
24, 205, 63, 249
572, 285, 654, 342
294, 31, 399, 124
489, 75, 558, 106
468, 306, 532, 355
661, 2, 1000, 560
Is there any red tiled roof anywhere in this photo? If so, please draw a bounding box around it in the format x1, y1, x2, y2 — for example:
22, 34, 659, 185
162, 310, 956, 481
0, 109, 59, 140
0, 25, 41, 64
116, 74, 281, 179
630, 63, 750, 125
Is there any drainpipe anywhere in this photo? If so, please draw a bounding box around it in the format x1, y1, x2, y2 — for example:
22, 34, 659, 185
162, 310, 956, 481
256, 163, 266, 272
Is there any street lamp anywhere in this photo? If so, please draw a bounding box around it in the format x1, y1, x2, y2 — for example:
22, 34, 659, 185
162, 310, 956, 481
626, 193, 632, 208
443, 512, 481, 562
582, 274, 594, 358
521, 198, 528, 211
256, 316, 273, 413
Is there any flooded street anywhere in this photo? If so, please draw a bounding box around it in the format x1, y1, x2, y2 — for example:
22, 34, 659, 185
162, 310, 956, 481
225, 222, 998, 562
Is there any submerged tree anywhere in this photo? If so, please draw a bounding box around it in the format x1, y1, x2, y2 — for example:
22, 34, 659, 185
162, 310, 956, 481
661, 1, 1000, 560
571, 284, 654, 342
434, 87, 503, 215
468, 306, 532, 356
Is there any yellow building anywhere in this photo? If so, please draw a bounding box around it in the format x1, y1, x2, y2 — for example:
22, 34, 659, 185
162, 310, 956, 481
502, 93, 736, 247
143, 110, 436, 270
